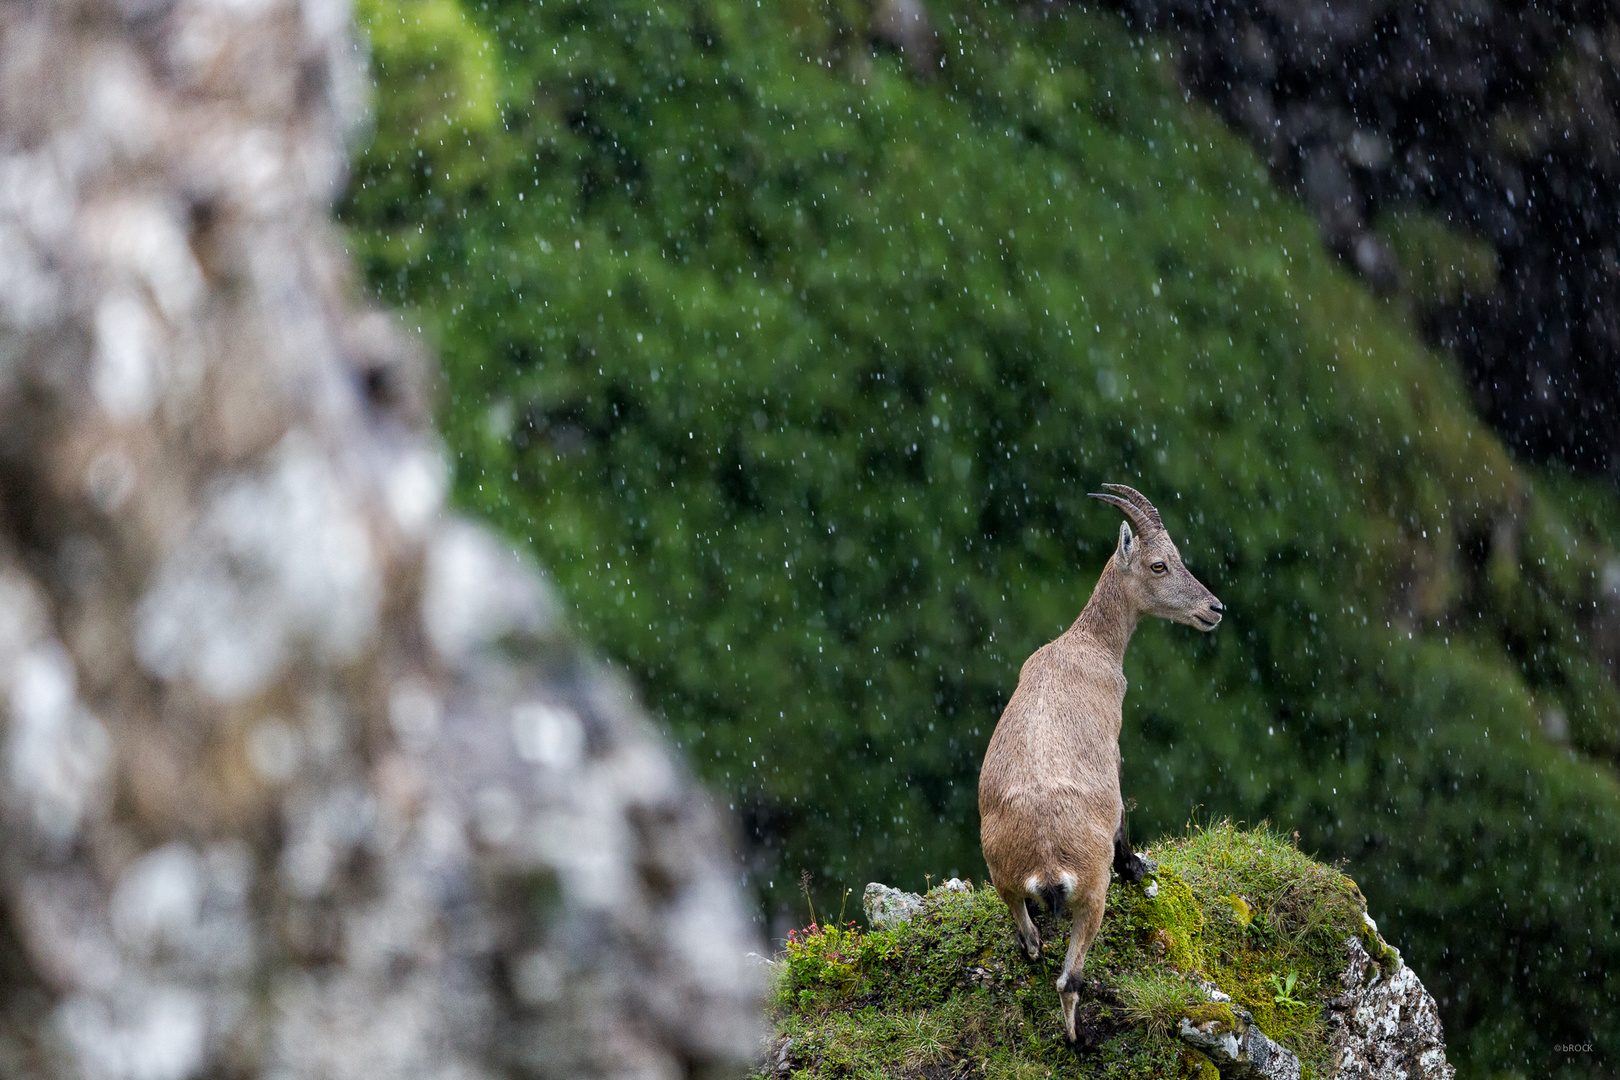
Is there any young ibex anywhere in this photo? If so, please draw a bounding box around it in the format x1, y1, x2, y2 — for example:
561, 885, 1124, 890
978, 484, 1223, 1050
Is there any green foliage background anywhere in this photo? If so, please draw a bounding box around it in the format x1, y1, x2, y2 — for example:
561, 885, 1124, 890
341, 1, 1620, 1074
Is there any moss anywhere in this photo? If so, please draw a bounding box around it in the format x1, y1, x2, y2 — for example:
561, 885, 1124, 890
1110, 869, 1204, 972
763, 823, 1365, 1079
1178, 1001, 1239, 1031
1357, 918, 1401, 976
1179, 1054, 1222, 1080
1376, 209, 1500, 305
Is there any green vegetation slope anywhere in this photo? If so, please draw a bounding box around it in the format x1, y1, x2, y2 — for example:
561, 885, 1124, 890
340, 2, 1620, 1074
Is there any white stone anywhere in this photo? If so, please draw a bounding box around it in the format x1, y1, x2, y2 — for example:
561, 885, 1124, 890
511, 701, 583, 769
1323, 925, 1455, 1079
421, 522, 556, 662
93, 292, 160, 420
388, 680, 442, 751
862, 882, 923, 929
135, 434, 381, 699
55, 984, 208, 1080
382, 444, 446, 538
110, 845, 203, 958
7, 644, 111, 844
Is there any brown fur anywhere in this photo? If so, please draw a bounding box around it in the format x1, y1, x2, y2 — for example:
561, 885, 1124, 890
977, 484, 1222, 1049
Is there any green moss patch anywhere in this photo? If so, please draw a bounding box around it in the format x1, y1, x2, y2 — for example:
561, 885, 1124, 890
763, 822, 1367, 1079
1376, 209, 1500, 306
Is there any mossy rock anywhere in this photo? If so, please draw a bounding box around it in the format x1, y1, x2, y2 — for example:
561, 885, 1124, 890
761, 822, 1369, 1079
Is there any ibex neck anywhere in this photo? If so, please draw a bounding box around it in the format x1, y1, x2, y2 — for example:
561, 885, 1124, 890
1070, 557, 1138, 663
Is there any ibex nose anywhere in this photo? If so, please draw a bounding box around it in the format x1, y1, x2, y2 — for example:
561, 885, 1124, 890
1209, 600, 1225, 614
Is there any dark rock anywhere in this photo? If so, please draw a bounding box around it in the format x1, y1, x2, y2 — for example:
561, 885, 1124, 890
1097, 0, 1620, 478
872, 0, 942, 75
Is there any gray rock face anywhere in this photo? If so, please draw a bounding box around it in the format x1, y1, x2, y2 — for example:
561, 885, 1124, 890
1178, 1002, 1302, 1080
0, 0, 762, 1076
1325, 930, 1455, 1080
1180, 918, 1453, 1080
862, 883, 923, 929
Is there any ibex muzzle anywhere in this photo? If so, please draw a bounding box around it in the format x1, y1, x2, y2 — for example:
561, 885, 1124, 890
977, 484, 1222, 1052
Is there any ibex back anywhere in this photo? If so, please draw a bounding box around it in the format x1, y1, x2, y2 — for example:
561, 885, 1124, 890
978, 484, 1223, 1051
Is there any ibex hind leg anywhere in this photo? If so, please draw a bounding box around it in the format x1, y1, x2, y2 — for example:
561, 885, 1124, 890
1056, 871, 1108, 1053
1112, 813, 1156, 884
1023, 878, 1072, 963
998, 885, 1042, 962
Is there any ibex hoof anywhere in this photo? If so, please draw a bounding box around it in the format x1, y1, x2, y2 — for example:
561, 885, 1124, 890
1120, 853, 1157, 884
1062, 1030, 1094, 1056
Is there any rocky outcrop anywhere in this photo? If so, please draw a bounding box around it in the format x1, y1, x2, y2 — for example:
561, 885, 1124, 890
0, 0, 761, 1076
862, 883, 925, 929
1175, 976, 1300, 1080
846, 879, 1451, 1079
1178, 1008, 1301, 1080
1175, 918, 1453, 1080
862, 878, 972, 929
1325, 924, 1455, 1080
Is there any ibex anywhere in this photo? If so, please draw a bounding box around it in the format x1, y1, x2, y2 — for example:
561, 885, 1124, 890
978, 484, 1223, 1051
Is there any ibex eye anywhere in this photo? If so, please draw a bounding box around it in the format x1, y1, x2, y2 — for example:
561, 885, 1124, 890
1151, 561, 1167, 574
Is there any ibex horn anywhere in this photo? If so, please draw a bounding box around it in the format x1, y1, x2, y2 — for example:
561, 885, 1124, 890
1101, 484, 1164, 530
1087, 483, 1164, 536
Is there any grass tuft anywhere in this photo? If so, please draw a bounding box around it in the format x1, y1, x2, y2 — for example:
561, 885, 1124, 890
1114, 971, 1202, 1039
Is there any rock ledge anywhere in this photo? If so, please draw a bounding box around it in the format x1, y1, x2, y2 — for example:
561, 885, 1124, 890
1324, 922, 1454, 1080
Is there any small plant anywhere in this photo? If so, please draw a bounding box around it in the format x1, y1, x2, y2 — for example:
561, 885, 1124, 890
799, 869, 818, 928
1268, 972, 1306, 1009
1227, 893, 1277, 945
895, 1010, 953, 1068
780, 919, 868, 1008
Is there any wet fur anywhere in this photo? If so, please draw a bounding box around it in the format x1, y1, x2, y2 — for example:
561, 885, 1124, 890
978, 485, 1221, 1050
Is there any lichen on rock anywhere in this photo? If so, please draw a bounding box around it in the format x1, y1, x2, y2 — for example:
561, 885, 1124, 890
863, 882, 925, 930
1177, 1002, 1302, 1080
1324, 935, 1454, 1080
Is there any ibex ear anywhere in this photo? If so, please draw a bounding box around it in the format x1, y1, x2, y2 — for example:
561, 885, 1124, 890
1117, 520, 1135, 567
